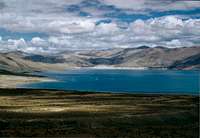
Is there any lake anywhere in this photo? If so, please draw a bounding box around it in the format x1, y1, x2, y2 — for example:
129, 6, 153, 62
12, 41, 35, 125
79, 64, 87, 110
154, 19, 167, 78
21, 69, 199, 95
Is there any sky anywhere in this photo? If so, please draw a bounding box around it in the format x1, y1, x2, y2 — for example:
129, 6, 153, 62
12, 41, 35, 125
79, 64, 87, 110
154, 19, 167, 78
0, 0, 200, 53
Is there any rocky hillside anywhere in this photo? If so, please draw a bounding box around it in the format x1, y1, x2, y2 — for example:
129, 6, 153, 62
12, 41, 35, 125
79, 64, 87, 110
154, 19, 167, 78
169, 54, 200, 70
80, 46, 200, 69
0, 46, 199, 74
0, 51, 83, 74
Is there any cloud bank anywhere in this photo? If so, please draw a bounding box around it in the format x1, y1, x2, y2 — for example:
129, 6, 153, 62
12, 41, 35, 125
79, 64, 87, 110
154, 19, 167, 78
0, 0, 199, 53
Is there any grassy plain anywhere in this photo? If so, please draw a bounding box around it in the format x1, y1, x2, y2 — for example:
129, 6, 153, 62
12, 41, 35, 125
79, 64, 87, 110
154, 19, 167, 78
0, 89, 199, 137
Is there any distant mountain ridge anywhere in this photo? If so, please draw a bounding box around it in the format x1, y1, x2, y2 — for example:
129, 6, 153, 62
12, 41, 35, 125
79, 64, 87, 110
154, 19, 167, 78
0, 46, 199, 74
169, 54, 200, 70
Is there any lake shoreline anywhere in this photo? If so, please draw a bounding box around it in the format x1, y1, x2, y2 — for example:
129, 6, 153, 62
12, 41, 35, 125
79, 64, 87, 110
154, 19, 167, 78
0, 72, 198, 96
0, 88, 199, 96
17, 87, 200, 96
21, 69, 199, 95
0, 74, 56, 88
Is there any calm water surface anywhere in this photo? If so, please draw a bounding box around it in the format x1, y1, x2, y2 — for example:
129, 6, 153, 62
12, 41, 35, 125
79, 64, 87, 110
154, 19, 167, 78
21, 69, 199, 95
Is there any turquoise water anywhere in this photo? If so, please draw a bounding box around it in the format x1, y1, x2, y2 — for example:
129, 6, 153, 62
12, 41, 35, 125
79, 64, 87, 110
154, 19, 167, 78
22, 69, 199, 95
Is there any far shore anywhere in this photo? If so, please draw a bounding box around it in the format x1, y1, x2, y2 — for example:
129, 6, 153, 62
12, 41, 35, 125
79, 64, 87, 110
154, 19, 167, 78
75, 66, 149, 70
73, 66, 168, 70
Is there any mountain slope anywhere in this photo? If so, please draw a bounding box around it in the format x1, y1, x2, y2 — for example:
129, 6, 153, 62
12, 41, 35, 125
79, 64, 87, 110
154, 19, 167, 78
169, 53, 200, 70
0, 46, 199, 74
86, 47, 200, 69
0, 52, 83, 74
116, 47, 200, 68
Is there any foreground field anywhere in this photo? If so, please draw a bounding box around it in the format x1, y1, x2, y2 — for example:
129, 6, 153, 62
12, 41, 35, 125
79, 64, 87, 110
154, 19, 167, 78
0, 89, 199, 138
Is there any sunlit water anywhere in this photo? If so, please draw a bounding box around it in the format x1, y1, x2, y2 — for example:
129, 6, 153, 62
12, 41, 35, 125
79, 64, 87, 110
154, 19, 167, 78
21, 69, 199, 95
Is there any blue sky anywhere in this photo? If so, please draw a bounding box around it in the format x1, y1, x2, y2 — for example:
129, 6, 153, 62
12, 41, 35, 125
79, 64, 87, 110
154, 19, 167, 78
0, 0, 200, 53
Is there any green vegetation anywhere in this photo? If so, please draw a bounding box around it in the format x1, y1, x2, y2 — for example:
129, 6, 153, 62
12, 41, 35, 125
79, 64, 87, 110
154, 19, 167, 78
0, 89, 199, 138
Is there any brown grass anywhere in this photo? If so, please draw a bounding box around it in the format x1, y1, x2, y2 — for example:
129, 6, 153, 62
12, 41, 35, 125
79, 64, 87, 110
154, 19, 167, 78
0, 89, 199, 138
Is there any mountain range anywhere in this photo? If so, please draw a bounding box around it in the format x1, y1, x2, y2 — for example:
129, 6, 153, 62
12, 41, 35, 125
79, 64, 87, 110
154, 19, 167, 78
0, 46, 199, 74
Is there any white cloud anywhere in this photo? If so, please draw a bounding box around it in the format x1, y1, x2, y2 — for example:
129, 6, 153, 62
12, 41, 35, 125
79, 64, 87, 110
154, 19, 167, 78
130, 19, 150, 35
102, 0, 146, 10
48, 37, 59, 44
1, 16, 200, 53
31, 37, 46, 45
48, 36, 72, 46
0, 0, 97, 35
0, 0, 199, 53
95, 22, 119, 34
46, 20, 96, 34
166, 39, 181, 47
153, 16, 184, 28
7, 38, 27, 48
129, 16, 200, 43
1, 38, 27, 52
102, 0, 200, 12
24, 47, 37, 53
0, 12, 97, 34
